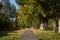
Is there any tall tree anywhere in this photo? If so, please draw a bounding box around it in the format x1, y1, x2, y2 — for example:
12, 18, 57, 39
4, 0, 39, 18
0, 0, 17, 28
16, 0, 48, 29
0, 3, 3, 10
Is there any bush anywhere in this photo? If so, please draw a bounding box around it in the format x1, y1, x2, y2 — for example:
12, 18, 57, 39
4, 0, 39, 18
18, 21, 25, 28
48, 19, 54, 30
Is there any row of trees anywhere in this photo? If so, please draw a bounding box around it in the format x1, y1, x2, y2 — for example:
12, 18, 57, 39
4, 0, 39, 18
16, 0, 60, 33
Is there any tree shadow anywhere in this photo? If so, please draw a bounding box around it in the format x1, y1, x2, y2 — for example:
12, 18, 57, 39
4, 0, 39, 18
0, 31, 9, 37
39, 39, 42, 40
0, 21, 20, 38
0, 27, 19, 38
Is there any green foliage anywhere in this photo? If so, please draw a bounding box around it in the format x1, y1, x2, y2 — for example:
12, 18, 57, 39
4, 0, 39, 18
48, 19, 54, 30
0, 3, 3, 10
16, 0, 60, 31
16, 0, 41, 27
0, 14, 11, 30
0, 0, 17, 29
18, 20, 25, 28
0, 0, 16, 30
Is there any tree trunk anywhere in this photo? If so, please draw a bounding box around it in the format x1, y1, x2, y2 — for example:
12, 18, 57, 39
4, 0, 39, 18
31, 20, 34, 27
40, 22, 44, 30
53, 19, 56, 32
44, 22, 48, 30
58, 18, 60, 33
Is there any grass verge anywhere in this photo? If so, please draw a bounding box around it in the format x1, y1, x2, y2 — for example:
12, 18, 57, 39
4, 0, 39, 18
0, 29, 26, 40
31, 28, 60, 40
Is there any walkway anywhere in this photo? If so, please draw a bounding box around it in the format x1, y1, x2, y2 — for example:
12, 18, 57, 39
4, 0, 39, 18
20, 30, 39, 40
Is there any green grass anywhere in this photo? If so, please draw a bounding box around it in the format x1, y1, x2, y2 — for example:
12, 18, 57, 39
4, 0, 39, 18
31, 29, 60, 40
0, 28, 60, 40
37, 31, 60, 40
0, 31, 19, 40
0, 29, 26, 40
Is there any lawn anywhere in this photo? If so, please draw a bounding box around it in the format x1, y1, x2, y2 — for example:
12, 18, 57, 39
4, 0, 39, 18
0, 29, 26, 40
31, 28, 60, 40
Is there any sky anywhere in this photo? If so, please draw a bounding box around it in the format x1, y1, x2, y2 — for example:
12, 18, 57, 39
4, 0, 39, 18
9, 0, 19, 9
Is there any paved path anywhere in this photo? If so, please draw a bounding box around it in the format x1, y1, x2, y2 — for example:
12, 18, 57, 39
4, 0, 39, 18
20, 30, 39, 40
